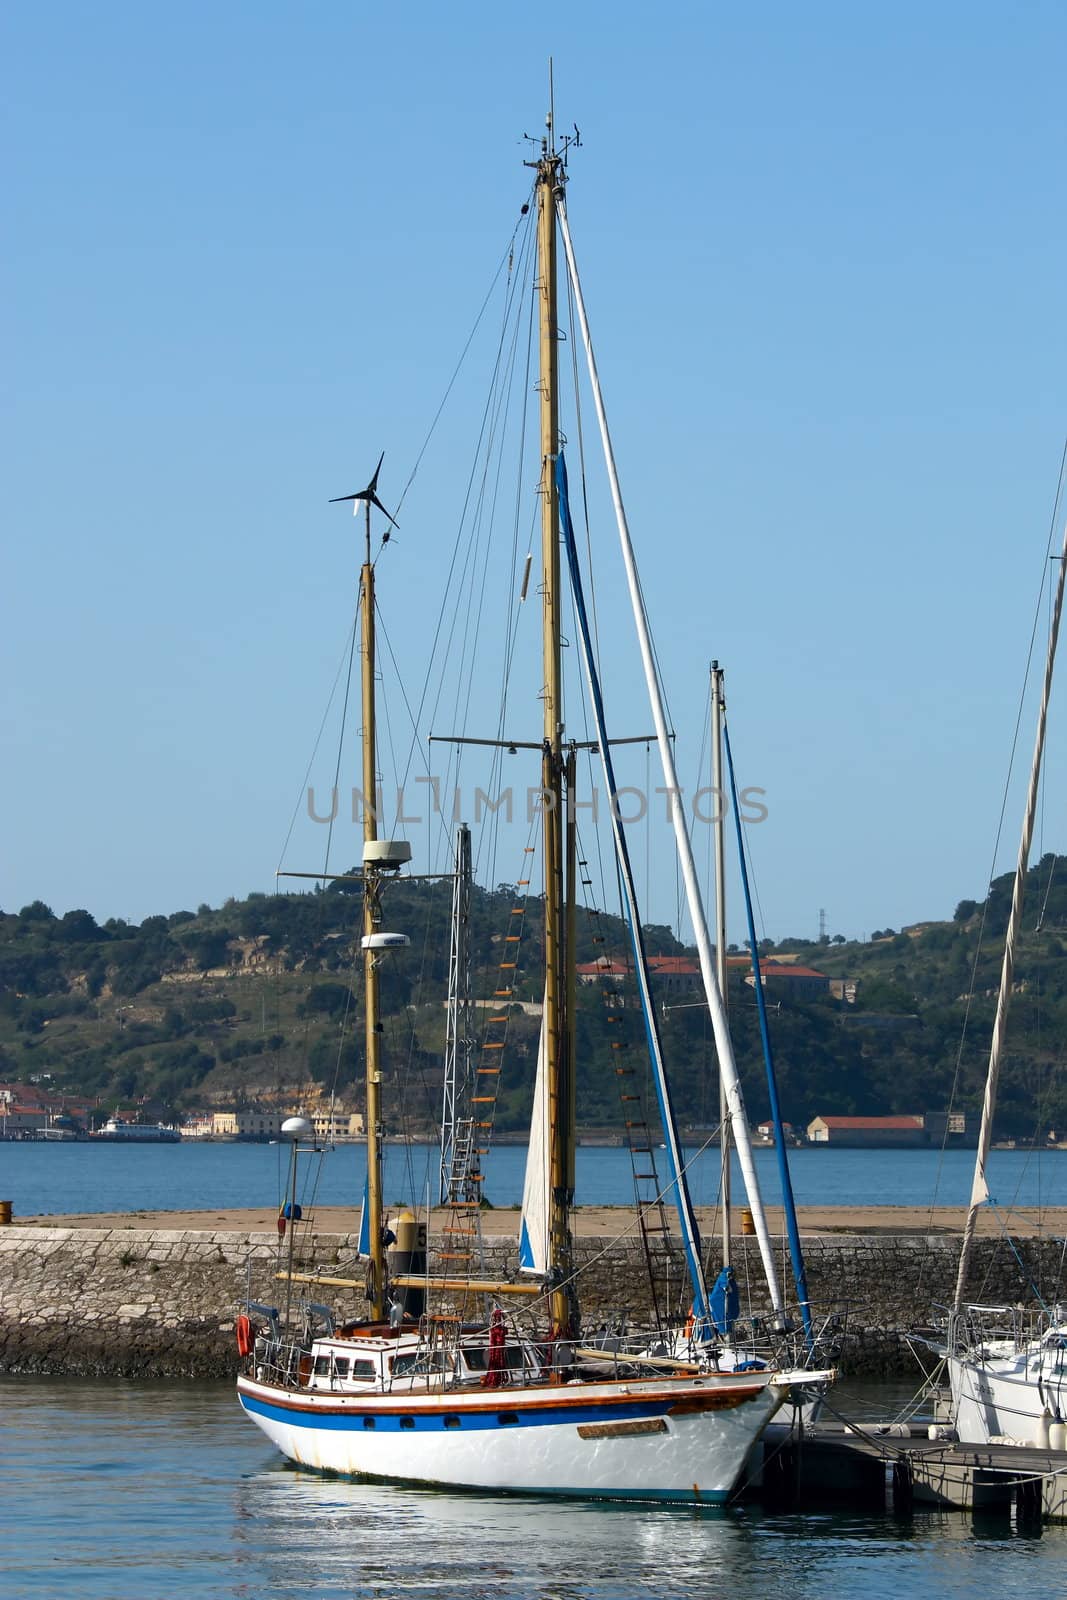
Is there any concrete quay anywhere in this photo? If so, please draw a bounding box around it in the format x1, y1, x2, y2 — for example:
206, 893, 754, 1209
1, 1206, 1063, 1379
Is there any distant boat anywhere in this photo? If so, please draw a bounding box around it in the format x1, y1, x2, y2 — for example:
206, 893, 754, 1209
92, 1118, 181, 1143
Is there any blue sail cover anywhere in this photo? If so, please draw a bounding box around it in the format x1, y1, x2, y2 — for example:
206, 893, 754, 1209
356, 1174, 370, 1257
709, 1266, 740, 1335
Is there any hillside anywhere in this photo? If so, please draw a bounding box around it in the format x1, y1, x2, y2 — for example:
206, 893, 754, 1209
2, 854, 1065, 1140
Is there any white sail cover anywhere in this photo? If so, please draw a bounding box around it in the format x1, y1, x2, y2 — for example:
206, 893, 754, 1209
970, 1161, 990, 1209
518, 999, 550, 1274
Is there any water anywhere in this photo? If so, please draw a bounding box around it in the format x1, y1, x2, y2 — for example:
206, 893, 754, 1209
4, 1377, 1063, 1599
2, 1139, 1063, 1219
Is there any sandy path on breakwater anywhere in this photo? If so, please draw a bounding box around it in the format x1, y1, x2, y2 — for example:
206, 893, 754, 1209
13, 1204, 1066, 1237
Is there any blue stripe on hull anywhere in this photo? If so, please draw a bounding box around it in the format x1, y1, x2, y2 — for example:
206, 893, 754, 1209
240, 1390, 674, 1433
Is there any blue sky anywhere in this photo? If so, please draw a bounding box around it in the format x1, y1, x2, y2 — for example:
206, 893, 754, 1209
3, 2, 1065, 944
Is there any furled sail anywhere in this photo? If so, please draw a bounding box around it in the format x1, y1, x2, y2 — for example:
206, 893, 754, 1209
356, 1174, 370, 1258
518, 1000, 550, 1274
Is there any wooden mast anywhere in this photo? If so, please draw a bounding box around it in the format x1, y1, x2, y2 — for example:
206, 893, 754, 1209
359, 502, 386, 1321
536, 129, 574, 1333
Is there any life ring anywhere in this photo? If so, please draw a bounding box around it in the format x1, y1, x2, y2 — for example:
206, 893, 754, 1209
235, 1313, 254, 1357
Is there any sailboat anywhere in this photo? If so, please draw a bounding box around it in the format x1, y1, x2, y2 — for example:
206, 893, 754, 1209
937, 513, 1067, 1448
236, 116, 830, 1502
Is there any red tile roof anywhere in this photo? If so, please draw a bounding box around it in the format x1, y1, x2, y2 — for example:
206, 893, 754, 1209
814, 1115, 923, 1130
760, 965, 827, 979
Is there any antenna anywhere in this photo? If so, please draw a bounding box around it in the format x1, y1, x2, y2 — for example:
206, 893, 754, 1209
548, 57, 555, 152
524, 65, 580, 171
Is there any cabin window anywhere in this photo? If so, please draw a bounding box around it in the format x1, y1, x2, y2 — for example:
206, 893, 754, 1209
362, 1417, 375, 1429
393, 1352, 451, 1377
442, 1415, 461, 1429
333, 1358, 350, 1378
350, 1359, 377, 1380
497, 1412, 518, 1426
399, 1416, 415, 1429
313, 1356, 332, 1377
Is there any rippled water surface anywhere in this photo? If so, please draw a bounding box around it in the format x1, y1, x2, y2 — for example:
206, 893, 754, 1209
4, 1379, 1064, 1599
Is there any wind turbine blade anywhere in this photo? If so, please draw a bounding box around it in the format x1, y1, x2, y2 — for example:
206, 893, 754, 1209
368, 492, 399, 529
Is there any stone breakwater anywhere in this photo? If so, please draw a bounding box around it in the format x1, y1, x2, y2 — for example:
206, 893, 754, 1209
1, 1224, 1062, 1379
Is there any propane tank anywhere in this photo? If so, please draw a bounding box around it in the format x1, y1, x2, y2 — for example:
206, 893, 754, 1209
387, 1208, 427, 1321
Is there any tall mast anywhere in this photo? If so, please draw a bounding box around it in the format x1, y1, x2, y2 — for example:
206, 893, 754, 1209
953, 520, 1067, 1314
360, 503, 386, 1321
711, 662, 731, 1267
536, 127, 573, 1332
329, 456, 401, 1323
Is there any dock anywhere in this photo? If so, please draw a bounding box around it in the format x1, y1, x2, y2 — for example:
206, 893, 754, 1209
747, 1418, 1067, 1525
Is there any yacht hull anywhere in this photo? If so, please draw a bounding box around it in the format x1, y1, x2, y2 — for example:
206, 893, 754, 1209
237, 1370, 783, 1502
948, 1342, 1067, 1446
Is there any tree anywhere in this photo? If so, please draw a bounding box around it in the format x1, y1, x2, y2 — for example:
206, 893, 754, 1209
18, 901, 55, 923
57, 909, 102, 943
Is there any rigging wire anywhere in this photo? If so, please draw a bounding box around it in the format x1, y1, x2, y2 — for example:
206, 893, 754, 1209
397, 204, 537, 865
389, 192, 536, 524
275, 613, 360, 876
445, 244, 534, 865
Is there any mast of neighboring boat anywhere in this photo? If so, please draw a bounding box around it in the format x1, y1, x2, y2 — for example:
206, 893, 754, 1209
536, 126, 574, 1333
555, 195, 785, 1319
953, 518, 1067, 1316
722, 714, 814, 1347
360, 500, 387, 1321
711, 661, 731, 1268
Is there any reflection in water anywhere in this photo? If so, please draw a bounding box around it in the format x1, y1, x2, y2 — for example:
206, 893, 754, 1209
2, 1379, 1060, 1600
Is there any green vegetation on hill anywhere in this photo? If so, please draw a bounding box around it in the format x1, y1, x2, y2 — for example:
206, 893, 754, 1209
2, 853, 1064, 1140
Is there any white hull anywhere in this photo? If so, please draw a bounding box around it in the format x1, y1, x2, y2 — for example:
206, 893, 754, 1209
237, 1369, 784, 1503
948, 1335, 1067, 1446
